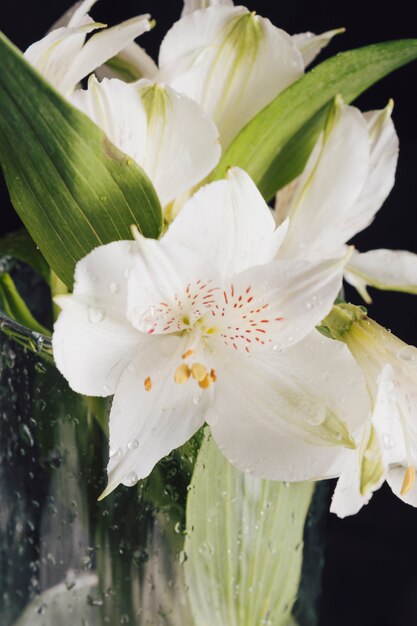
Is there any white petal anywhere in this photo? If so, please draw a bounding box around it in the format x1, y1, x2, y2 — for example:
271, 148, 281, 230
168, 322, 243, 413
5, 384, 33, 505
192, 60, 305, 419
137, 80, 220, 207
387, 467, 417, 506
159, 6, 303, 148
164, 167, 286, 278
209, 331, 368, 481
67, 0, 97, 27
49, 0, 97, 30
182, 0, 234, 17
221, 255, 346, 351
63, 15, 153, 94
24, 25, 97, 95
96, 42, 158, 82
126, 236, 221, 334
292, 28, 345, 68
353, 104, 399, 232
53, 241, 143, 396
330, 451, 373, 518
70, 76, 149, 167
372, 365, 406, 466
345, 248, 417, 303
101, 336, 208, 495
278, 102, 370, 260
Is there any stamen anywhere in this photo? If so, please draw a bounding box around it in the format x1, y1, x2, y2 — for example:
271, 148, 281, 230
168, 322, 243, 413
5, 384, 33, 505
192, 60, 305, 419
174, 364, 191, 384
401, 465, 415, 495
210, 368, 217, 383
199, 374, 212, 389
144, 376, 152, 391
191, 363, 208, 382
182, 349, 194, 360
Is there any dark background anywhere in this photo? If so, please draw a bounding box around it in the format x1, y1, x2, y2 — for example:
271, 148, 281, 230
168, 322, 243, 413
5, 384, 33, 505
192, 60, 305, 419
1, 1, 417, 624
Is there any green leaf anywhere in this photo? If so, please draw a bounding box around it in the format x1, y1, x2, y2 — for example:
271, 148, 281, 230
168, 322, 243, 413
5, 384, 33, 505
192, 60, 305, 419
0, 228, 50, 283
212, 39, 417, 200
0, 272, 49, 336
0, 33, 163, 288
184, 431, 314, 626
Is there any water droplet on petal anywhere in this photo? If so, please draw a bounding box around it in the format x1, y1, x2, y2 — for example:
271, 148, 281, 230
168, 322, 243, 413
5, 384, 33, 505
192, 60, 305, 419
192, 395, 200, 406
382, 433, 395, 449
88, 306, 105, 324
109, 447, 122, 460
124, 471, 138, 487
127, 439, 139, 450
109, 282, 120, 294
102, 384, 111, 394
398, 346, 415, 362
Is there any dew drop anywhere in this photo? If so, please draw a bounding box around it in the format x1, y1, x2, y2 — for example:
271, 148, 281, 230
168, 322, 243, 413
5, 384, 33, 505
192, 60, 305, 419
127, 439, 139, 450
88, 306, 105, 324
109, 282, 120, 294
124, 471, 138, 487
192, 395, 200, 406
102, 384, 111, 394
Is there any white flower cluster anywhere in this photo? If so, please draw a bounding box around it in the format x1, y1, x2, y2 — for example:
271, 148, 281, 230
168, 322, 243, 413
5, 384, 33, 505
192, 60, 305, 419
27, 0, 417, 515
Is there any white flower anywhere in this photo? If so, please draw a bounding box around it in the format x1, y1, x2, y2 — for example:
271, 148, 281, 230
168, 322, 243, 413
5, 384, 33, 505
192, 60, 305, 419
52, 168, 369, 497
275, 97, 417, 300
70, 76, 221, 208
157, 6, 304, 149
320, 304, 417, 517
24, 0, 152, 96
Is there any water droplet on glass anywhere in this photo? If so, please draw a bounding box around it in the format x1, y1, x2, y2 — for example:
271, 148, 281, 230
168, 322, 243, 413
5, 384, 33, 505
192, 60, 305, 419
124, 471, 138, 487
109, 447, 122, 460
88, 306, 105, 324
382, 433, 395, 449
127, 439, 139, 450
109, 282, 120, 294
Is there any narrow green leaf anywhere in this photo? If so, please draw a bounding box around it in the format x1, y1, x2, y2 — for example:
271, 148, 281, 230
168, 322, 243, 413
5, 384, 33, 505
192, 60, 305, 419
184, 431, 314, 626
212, 39, 417, 200
0, 272, 49, 336
0, 228, 50, 283
0, 33, 163, 288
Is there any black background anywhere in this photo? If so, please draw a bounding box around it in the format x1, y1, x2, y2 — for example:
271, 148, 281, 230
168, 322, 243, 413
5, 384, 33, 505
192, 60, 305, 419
1, 1, 417, 624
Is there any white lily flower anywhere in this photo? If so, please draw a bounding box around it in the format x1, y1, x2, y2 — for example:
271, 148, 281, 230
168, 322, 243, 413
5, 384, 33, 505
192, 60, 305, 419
320, 304, 417, 517
52, 168, 369, 497
275, 97, 417, 299
158, 6, 303, 149
70, 76, 220, 208
24, 0, 152, 96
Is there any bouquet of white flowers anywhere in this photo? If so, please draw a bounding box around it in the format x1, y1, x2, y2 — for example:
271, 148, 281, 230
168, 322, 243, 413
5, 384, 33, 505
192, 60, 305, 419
1, 1, 417, 624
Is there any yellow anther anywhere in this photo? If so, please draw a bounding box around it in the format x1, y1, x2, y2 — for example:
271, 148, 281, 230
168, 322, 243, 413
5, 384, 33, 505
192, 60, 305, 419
174, 363, 191, 384
199, 373, 212, 389
182, 349, 194, 360
210, 368, 217, 383
191, 362, 208, 382
400, 465, 415, 495
144, 376, 152, 392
